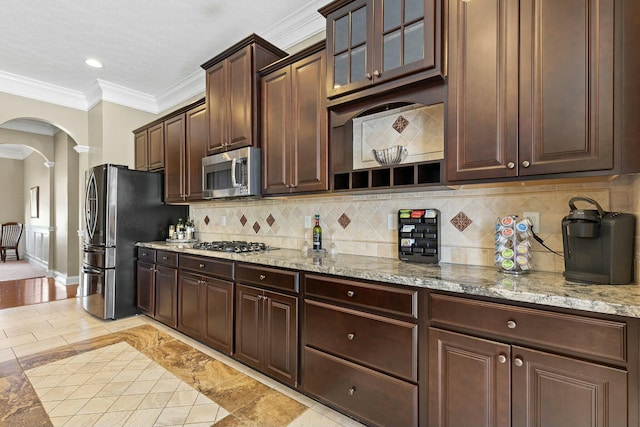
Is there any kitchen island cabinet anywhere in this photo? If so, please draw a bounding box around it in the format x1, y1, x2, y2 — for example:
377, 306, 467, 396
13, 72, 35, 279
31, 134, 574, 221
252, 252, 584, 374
446, 0, 640, 182
235, 263, 299, 387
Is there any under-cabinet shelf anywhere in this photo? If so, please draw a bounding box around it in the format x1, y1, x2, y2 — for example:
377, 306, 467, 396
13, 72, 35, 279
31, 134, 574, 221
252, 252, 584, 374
332, 160, 443, 192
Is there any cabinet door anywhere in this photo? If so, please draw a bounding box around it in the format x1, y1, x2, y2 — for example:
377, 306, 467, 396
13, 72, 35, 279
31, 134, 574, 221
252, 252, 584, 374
177, 271, 202, 339
164, 114, 186, 203
235, 284, 263, 369
511, 345, 627, 427
206, 61, 226, 153
202, 276, 234, 356
227, 46, 253, 150
185, 104, 207, 201
155, 265, 177, 328
373, 0, 438, 84
134, 130, 148, 171
263, 290, 298, 386
136, 261, 155, 315
291, 50, 328, 193
147, 122, 165, 170
326, 0, 374, 98
428, 328, 511, 427
446, 0, 519, 181
518, 0, 614, 176
262, 66, 292, 195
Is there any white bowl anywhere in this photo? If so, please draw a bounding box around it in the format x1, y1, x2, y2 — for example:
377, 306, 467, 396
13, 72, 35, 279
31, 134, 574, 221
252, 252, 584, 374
372, 145, 408, 166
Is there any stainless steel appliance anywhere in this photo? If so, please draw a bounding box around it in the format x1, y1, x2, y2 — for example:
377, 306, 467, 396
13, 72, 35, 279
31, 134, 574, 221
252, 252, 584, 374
82, 164, 187, 319
193, 241, 277, 253
202, 146, 261, 199
562, 197, 635, 285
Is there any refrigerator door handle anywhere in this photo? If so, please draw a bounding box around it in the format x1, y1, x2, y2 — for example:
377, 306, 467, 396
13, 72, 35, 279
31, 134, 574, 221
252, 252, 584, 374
82, 265, 102, 275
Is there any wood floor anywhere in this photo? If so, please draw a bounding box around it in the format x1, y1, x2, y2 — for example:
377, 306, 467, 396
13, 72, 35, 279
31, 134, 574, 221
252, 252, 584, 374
0, 277, 78, 309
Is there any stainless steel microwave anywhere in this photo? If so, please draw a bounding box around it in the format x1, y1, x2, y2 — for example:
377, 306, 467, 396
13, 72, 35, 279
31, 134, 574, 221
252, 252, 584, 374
202, 146, 261, 199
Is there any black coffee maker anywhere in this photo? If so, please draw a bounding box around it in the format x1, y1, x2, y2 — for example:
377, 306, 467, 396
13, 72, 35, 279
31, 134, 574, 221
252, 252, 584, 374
562, 197, 635, 284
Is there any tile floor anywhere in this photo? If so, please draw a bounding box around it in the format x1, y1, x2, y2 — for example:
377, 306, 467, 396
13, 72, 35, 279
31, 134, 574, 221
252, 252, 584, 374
0, 297, 366, 427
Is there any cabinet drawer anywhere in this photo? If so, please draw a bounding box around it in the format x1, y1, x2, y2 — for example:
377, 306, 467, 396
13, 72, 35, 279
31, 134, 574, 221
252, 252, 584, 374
137, 248, 156, 262
303, 347, 418, 427
156, 250, 178, 268
305, 300, 417, 382
179, 254, 233, 280
429, 293, 627, 363
305, 274, 417, 319
236, 263, 299, 293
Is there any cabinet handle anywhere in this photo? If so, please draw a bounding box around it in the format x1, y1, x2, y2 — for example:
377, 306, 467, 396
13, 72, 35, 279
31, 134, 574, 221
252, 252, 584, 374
141, 252, 147, 256
348, 387, 356, 396
347, 333, 355, 341
366, 72, 373, 80
162, 256, 169, 260
347, 290, 355, 298
507, 320, 517, 329
497, 354, 507, 364
513, 357, 524, 367
521, 160, 531, 168
199, 263, 205, 268
373, 70, 381, 78
507, 162, 515, 169
259, 274, 266, 280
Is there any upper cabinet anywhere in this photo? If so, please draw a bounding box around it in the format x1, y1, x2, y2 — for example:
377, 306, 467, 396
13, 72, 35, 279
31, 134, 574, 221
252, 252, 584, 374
447, 0, 640, 182
201, 34, 287, 154
260, 42, 328, 195
320, 0, 445, 105
134, 122, 164, 171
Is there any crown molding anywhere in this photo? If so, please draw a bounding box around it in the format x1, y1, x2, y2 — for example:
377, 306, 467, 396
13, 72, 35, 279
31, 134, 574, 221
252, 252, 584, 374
156, 70, 205, 114
262, 1, 326, 49
0, 70, 89, 110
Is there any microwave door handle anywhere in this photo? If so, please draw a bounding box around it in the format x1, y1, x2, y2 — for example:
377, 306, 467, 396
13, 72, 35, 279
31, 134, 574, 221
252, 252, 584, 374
231, 158, 239, 187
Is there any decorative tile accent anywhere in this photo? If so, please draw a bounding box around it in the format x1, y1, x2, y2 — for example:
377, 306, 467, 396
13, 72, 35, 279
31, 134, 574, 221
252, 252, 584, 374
204, 216, 210, 225
392, 115, 409, 133
253, 222, 261, 233
266, 214, 275, 227
338, 213, 351, 229
451, 212, 473, 232
240, 215, 247, 226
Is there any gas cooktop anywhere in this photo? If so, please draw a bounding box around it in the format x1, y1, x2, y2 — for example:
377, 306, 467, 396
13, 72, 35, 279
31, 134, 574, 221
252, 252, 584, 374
192, 241, 277, 253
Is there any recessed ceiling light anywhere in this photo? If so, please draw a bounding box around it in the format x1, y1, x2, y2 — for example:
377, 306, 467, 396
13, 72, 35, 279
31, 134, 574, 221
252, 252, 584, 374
85, 58, 103, 68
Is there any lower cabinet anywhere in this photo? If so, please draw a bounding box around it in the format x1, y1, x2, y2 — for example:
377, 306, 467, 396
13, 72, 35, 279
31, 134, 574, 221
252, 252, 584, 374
177, 255, 234, 355
428, 293, 631, 427
235, 263, 299, 387
136, 249, 177, 328
154, 259, 178, 328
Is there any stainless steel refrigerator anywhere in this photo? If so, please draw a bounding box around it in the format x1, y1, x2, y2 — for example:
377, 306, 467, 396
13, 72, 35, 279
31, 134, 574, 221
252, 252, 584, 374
81, 164, 187, 319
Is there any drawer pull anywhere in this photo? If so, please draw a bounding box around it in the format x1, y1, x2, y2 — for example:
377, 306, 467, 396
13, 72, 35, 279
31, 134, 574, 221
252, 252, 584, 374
199, 263, 205, 268
347, 290, 356, 298
259, 274, 266, 280
348, 387, 356, 396
162, 256, 169, 260
141, 252, 147, 256
347, 333, 355, 341
506, 320, 517, 329
497, 354, 507, 364
513, 357, 524, 367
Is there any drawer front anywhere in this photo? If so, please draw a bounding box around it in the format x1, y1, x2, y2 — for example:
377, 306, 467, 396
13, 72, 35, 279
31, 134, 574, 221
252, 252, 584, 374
236, 263, 299, 293
137, 247, 156, 262
156, 250, 178, 268
429, 293, 627, 363
305, 274, 417, 319
179, 254, 234, 280
305, 300, 417, 381
303, 347, 418, 427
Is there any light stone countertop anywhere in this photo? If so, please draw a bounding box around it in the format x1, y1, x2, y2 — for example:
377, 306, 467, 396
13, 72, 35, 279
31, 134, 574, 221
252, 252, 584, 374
138, 241, 640, 319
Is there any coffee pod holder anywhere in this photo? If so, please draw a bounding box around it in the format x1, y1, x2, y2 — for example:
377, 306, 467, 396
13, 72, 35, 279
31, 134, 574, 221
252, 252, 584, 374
495, 215, 533, 274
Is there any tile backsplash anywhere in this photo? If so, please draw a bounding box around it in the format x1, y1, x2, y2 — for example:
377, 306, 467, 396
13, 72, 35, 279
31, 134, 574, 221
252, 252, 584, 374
189, 174, 640, 279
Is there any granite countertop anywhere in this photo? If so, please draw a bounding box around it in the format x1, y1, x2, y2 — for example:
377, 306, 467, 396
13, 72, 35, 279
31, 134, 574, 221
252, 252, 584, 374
138, 241, 640, 319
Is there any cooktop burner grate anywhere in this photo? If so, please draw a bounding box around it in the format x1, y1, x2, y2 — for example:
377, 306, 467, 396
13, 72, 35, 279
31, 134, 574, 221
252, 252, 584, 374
192, 241, 276, 253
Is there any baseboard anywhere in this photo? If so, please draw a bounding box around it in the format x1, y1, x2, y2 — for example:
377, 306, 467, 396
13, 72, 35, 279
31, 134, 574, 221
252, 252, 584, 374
53, 271, 79, 286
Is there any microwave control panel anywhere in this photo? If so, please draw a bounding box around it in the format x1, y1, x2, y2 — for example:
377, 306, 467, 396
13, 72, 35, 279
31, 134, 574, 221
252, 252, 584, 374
398, 209, 440, 264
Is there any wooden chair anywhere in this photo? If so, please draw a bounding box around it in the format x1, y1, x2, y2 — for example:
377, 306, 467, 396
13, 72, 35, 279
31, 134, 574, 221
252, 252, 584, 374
0, 222, 23, 262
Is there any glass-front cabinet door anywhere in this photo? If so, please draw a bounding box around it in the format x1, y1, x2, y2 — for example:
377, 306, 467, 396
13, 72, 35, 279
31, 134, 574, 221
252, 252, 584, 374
323, 0, 441, 99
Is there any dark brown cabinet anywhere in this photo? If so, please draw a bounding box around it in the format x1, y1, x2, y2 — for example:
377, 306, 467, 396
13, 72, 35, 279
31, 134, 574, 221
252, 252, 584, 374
164, 101, 207, 203
428, 293, 632, 427
136, 248, 156, 316
177, 255, 234, 355
235, 263, 299, 386
447, 0, 640, 182
302, 274, 419, 427
136, 248, 177, 327
320, 0, 444, 103
134, 122, 164, 171
201, 34, 287, 154
260, 43, 328, 195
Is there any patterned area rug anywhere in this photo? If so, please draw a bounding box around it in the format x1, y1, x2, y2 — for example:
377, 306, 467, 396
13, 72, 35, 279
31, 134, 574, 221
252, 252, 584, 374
0, 260, 46, 281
